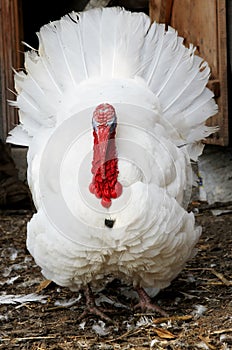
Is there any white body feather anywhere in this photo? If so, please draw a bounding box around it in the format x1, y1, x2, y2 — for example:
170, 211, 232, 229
7, 8, 217, 293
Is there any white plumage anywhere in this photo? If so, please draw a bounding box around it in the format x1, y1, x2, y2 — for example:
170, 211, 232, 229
7, 7, 217, 310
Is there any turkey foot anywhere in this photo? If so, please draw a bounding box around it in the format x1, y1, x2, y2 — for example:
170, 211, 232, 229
78, 284, 113, 323
134, 287, 169, 316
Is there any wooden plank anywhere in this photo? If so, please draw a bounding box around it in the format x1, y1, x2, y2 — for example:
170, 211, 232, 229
211, 0, 228, 146
170, 0, 218, 73
149, 0, 173, 24
0, 0, 22, 141
149, 0, 228, 146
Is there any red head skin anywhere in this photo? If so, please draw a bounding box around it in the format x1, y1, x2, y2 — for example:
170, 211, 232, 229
89, 103, 122, 208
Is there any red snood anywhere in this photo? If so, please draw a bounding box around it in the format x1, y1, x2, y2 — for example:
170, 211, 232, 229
89, 129, 122, 208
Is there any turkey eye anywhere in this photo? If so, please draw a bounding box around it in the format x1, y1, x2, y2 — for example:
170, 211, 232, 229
107, 119, 113, 126
92, 119, 100, 131
107, 119, 117, 132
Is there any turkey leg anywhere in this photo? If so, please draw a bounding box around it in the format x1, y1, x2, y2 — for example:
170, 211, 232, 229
134, 287, 169, 316
78, 284, 113, 323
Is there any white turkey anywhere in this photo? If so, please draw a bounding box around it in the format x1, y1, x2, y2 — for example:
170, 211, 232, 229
7, 7, 218, 320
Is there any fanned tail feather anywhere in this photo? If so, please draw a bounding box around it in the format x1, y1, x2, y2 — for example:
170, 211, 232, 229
7, 125, 30, 146
99, 7, 150, 77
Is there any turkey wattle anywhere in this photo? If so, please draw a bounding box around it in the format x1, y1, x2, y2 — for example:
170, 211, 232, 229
89, 103, 122, 208
7, 7, 218, 319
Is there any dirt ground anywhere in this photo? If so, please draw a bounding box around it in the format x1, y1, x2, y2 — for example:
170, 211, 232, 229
0, 201, 232, 350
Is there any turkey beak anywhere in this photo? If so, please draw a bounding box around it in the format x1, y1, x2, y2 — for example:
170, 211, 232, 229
97, 125, 110, 179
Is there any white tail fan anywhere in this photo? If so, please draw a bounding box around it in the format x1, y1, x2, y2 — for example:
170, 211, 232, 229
7, 7, 218, 160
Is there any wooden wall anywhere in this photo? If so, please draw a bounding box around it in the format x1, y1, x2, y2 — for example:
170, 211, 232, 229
0, 0, 23, 141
